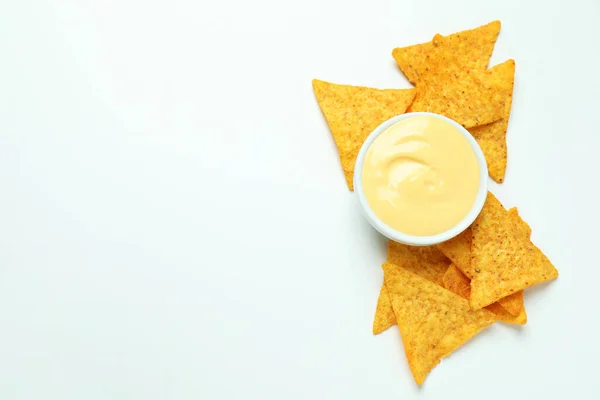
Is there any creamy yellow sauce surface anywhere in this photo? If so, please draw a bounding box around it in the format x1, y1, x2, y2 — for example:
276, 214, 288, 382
361, 115, 480, 236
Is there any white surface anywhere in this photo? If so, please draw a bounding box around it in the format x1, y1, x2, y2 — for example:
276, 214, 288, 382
353, 112, 488, 246
0, 0, 598, 398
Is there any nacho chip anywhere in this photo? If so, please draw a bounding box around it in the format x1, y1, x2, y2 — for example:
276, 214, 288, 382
388, 240, 449, 285
470, 192, 559, 309
438, 208, 526, 272
373, 285, 395, 334
495, 208, 529, 315
497, 291, 525, 317
455, 205, 531, 279
469, 59, 516, 183
407, 35, 505, 128
392, 21, 501, 85
374, 242, 450, 335
312, 79, 416, 190
436, 228, 472, 273
510, 207, 532, 237
443, 264, 526, 325
442, 264, 472, 299
383, 262, 496, 384
486, 302, 527, 325
438, 207, 529, 316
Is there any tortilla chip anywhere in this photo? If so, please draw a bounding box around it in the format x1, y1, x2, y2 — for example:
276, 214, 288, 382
375, 242, 451, 334
438, 207, 529, 316
436, 228, 472, 273
455, 206, 531, 279
312, 79, 416, 190
497, 291, 525, 317
510, 207, 532, 237
494, 208, 529, 315
437, 208, 526, 272
470, 192, 559, 309
407, 35, 505, 128
469, 59, 516, 183
388, 240, 450, 285
436, 210, 529, 255
486, 302, 527, 325
373, 285, 395, 334
495, 209, 529, 316
392, 21, 501, 85
442, 264, 472, 299
443, 264, 526, 325
383, 262, 496, 384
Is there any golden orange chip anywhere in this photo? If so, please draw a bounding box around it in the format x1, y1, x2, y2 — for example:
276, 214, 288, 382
486, 302, 527, 325
510, 207, 532, 237
442, 264, 472, 299
497, 291, 525, 317
383, 262, 496, 384
495, 208, 529, 316
312, 79, 416, 190
392, 21, 501, 85
469, 59, 516, 183
436, 228, 472, 273
407, 34, 505, 128
443, 264, 526, 325
388, 240, 450, 285
437, 208, 526, 275
470, 192, 559, 309
438, 206, 529, 316
373, 285, 395, 335
457, 205, 530, 279
374, 241, 451, 334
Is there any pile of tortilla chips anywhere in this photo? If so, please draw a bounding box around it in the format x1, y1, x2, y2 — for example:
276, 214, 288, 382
374, 192, 557, 384
313, 21, 512, 186
312, 21, 558, 385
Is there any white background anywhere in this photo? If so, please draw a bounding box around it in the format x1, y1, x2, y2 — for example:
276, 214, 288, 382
0, 0, 597, 398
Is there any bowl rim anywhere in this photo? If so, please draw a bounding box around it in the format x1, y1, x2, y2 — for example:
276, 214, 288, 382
353, 112, 488, 246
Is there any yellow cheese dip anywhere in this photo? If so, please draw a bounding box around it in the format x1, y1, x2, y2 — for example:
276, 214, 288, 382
361, 115, 480, 236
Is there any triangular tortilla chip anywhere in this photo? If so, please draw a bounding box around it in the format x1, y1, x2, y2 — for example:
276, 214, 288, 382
486, 302, 527, 325
373, 285, 395, 334
436, 207, 525, 276
436, 228, 472, 273
442, 264, 472, 299
470, 192, 559, 309
469, 59, 516, 183
374, 241, 450, 334
437, 207, 529, 316
388, 240, 449, 285
392, 21, 501, 85
443, 264, 527, 325
383, 262, 496, 384
510, 207, 532, 237
312, 79, 416, 190
497, 291, 525, 317
407, 35, 505, 128
495, 208, 529, 315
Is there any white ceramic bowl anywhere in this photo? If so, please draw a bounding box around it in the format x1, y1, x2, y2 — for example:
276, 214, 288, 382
353, 112, 488, 246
